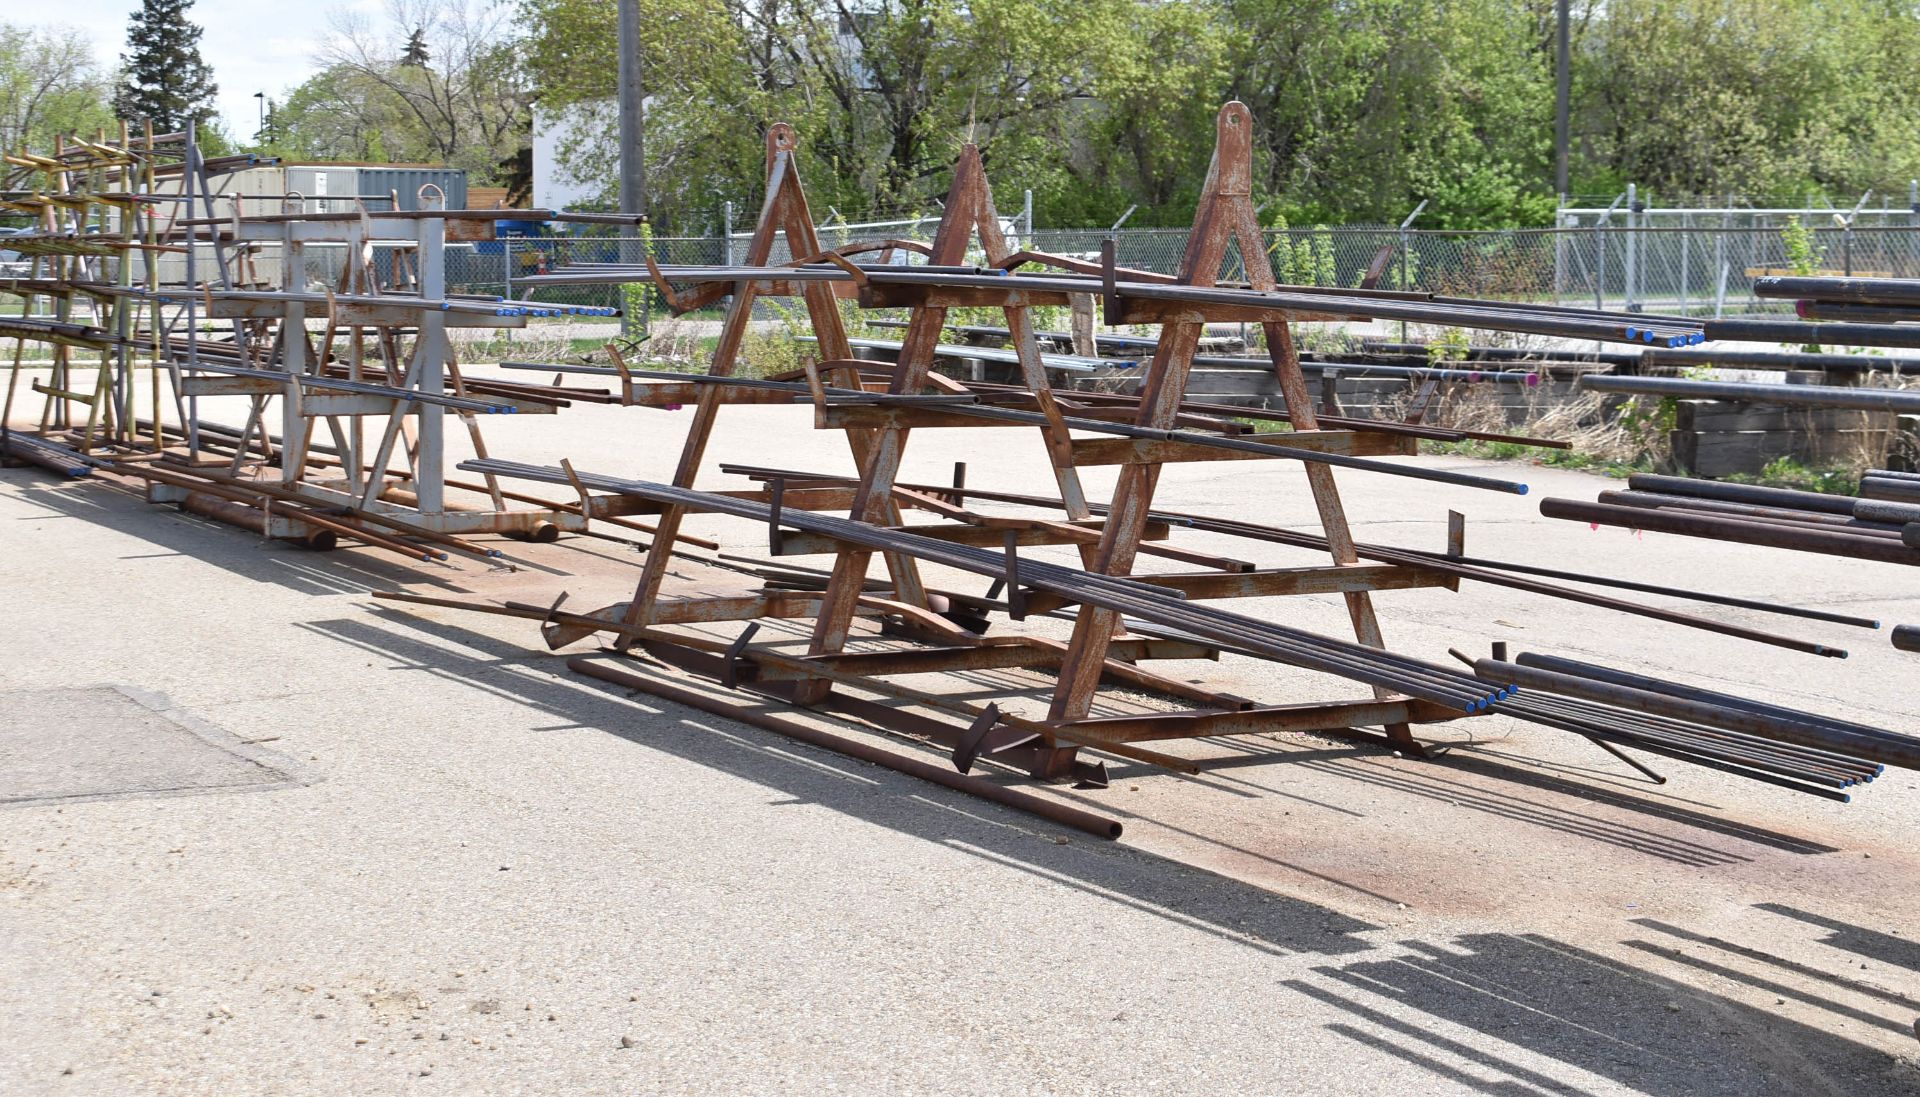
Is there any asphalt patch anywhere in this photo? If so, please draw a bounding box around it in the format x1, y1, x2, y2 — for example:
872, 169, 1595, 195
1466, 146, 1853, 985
0, 686, 299, 806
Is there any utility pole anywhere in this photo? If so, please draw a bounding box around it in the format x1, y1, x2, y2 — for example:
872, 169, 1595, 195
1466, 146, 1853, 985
618, 0, 645, 220
618, 0, 645, 334
1555, 0, 1571, 198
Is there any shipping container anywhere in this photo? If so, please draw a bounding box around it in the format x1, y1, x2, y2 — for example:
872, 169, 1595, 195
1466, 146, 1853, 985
357, 167, 468, 212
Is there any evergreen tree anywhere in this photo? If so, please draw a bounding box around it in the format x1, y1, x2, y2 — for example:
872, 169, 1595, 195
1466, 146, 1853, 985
400, 27, 430, 67
115, 0, 217, 132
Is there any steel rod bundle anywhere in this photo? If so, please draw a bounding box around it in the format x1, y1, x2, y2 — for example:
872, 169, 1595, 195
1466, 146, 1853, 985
1475, 655, 1915, 772
1703, 318, 1920, 350
714, 462, 1859, 654
1578, 374, 1920, 414
1641, 347, 1920, 374
1539, 496, 1920, 566
521, 262, 1706, 347
459, 458, 1512, 713
497, 361, 1533, 494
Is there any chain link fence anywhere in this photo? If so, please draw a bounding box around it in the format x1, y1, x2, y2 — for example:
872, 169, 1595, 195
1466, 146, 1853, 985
169, 215, 1920, 336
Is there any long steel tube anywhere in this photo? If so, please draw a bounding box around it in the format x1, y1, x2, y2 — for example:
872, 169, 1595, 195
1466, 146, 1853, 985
464, 459, 1507, 711
1625, 474, 1859, 516
1513, 652, 1910, 757
1703, 318, 1920, 349
1541, 498, 1920, 566
523, 263, 1702, 346
1580, 373, 1920, 414
1754, 275, 1920, 307
715, 462, 1856, 653
1643, 347, 1920, 374
1474, 658, 1920, 770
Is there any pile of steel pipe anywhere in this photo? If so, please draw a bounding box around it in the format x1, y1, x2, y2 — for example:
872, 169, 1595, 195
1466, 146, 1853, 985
1541, 473, 1920, 567
843, 332, 1542, 384
462, 459, 1899, 796
496, 362, 1534, 495
164, 289, 620, 320
1490, 691, 1878, 801
459, 458, 1512, 713
1358, 340, 1644, 368
0, 431, 100, 477
1641, 347, 1920, 375
1578, 373, 1920, 414
1474, 652, 1910, 786
184, 362, 524, 415
1704, 317, 1920, 350
714, 462, 1863, 654
940, 376, 1571, 449
520, 261, 1707, 347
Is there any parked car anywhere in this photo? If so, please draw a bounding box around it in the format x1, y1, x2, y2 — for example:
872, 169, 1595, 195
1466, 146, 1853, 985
0, 226, 31, 278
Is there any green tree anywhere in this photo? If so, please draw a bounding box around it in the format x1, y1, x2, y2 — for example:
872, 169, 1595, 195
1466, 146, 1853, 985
0, 23, 116, 156
520, 0, 1132, 228
1574, 0, 1920, 202
114, 0, 218, 133
272, 0, 531, 184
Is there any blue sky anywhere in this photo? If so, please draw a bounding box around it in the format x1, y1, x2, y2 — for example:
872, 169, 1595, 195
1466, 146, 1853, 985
21, 0, 354, 140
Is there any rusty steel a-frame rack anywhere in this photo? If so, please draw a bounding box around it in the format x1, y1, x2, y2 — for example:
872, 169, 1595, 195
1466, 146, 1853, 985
8, 107, 1908, 820
467, 106, 1610, 779
455, 104, 1912, 806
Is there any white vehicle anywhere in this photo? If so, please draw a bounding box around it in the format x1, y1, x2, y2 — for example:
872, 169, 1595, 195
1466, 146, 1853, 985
0, 227, 30, 278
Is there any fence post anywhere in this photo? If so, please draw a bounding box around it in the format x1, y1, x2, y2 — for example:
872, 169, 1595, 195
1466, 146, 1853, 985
1023, 188, 1034, 242
1553, 209, 1564, 308
722, 201, 734, 266
1594, 220, 1605, 312
1625, 182, 1638, 312
502, 238, 513, 342
1397, 201, 1426, 342
1714, 203, 1727, 319
1679, 211, 1690, 315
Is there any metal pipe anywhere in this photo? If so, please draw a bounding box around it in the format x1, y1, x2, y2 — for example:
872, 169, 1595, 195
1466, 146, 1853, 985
1625, 474, 1858, 516
1643, 347, 1920, 374
1513, 652, 1907, 755
1755, 275, 1920, 307
716, 463, 1855, 655
1540, 497, 1920, 566
1581, 373, 1920, 414
1476, 657, 1920, 770
465, 459, 1506, 711
1703, 318, 1920, 349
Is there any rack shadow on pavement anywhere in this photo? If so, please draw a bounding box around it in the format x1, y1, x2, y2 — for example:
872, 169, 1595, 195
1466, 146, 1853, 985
5, 469, 484, 596
308, 609, 1382, 960
1294, 930, 1915, 1096
295, 608, 1914, 1097
1182, 720, 1837, 865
